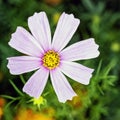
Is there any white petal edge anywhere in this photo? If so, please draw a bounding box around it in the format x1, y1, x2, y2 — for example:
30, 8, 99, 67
9, 27, 44, 57
23, 67, 49, 98
50, 68, 77, 103
60, 38, 100, 61
28, 12, 51, 50
59, 61, 94, 85
7, 56, 41, 75
52, 12, 80, 52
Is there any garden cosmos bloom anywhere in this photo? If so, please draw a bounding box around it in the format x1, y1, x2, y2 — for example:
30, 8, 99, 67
7, 12, 100, 103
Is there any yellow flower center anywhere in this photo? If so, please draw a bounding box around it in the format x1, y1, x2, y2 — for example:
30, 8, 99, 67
42, 50, 60, 70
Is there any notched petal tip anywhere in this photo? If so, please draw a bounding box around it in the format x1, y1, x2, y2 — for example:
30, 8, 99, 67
90, 38, 99, 47
90, 68, 94, 74
87, 38, 100, 58
84, 70, 94, 85
6, 57, 11, 61
9, 26, 24, 45
86, 38, 96, 43
8, 39, 13, 47
84, 77, 91, 85
6, 60, 11, 71
7, 65, 21, 75
62, 12, 65, 14
90, 37, 94, 40
11, 26, 24, 35
96, 50, 100, 57
65, 13, 80, 25
60, 94, 77, 103
6, 64, 9, 69
28, 11, 46, 20
74, 18, 80, 28
9, 70, 18, 75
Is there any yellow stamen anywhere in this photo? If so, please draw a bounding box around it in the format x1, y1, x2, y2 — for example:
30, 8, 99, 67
42, 50, 60, 70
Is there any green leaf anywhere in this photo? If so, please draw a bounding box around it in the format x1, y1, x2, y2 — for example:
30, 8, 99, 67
96, 60, 102, 76
9, 79, 24, 96
5, 100, 16, 109
1, 95, 17, 100
82, 0, 94, 12
97, 85, 104, 95
103, 60, 116, 76
20, 75, 26, 84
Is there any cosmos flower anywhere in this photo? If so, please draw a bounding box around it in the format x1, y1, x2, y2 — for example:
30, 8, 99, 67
7, 12, 99, 103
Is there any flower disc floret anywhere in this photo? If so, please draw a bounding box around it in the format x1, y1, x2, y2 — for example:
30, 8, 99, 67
42, 50, 60, 70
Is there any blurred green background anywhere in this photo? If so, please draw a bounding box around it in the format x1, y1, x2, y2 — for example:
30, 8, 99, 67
0, 0, 120, 120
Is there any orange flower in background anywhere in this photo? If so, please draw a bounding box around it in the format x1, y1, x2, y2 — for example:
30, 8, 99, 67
0, 97, 6, 119
0, 108, 3, 119
68, 96, 82, 109
44, 0, 63, 6
68, 83, 88, 109
42, 107, 55, 117
15, 108, 55, 120
0, 98, 5, 107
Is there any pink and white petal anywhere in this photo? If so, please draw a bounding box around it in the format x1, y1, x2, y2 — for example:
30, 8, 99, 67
60, 38, 100, 61
52, 12, 80, 52
28, 12, 51, 50
23, 68, 49, 98
9, 27, 43, 56
59, 61, 94, 85
50, 68, 76, 103
9, 27, 43, 57
7, 56, 41, 75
